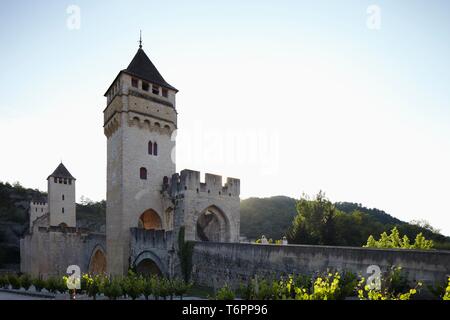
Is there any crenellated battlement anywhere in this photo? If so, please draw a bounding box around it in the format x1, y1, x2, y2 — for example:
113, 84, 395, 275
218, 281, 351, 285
168, 169, 240, 197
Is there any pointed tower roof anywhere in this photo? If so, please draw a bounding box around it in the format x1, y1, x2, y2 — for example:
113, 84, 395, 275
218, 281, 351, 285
47, 163, 76, 180
105, 46, 177, 96
124, 48, 177, 91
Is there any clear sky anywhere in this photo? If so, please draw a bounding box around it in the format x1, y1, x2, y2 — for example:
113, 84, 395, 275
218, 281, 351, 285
0, 1, 449, 235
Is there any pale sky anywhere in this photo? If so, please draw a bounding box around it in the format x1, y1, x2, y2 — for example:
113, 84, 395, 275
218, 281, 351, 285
0, 1, 449, 235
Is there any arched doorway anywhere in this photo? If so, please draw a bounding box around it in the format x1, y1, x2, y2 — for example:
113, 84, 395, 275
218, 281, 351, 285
136, 259, 163, 277
89, 247, 107, 274
138, 209, 162, 230
196, 206, 230, 242
134, 251, 166, 277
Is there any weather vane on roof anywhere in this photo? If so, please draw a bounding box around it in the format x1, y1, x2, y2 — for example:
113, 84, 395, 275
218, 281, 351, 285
139, 30, 142, 49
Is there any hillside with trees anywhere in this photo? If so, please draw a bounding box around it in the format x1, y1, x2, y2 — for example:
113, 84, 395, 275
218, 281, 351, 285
241, 193, 450, 249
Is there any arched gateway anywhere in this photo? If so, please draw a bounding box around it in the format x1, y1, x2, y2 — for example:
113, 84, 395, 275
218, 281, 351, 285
196, 205, 230, 242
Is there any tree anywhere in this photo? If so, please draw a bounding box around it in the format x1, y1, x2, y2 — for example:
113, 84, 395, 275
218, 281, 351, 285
288, 191, 338, 245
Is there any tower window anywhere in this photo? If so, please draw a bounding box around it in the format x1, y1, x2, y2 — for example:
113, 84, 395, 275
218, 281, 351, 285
154, 142, 158, 156
69, 179, 72, 185
152, 85, 160, 95
148, 141, 153, 155
64, 179, 67, 184
41, 208, 43, 212
142, 81, 149, 91
132, 78, 138, 88
62, 207, 64, 214
35, 208, 37, 212
62, 194, 65, 201
54, 177, 57, 183
58, 178, 62, 184
140, 167, 147, 180
162, 88, 168, 97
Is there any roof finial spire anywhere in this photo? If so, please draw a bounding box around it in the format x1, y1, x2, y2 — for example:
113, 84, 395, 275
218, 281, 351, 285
139, 30, 142, 49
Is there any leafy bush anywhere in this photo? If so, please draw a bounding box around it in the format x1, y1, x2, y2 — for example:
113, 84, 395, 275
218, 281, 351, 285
7, 274, 21, 289
82, 274, 104, 300
32, 277, 46, 292
215, 283, 235, 300
364, 227, 433, 249
121, 271, 144, 300
143, 276, 156, 300
172, 278, 192, 300
443, 277, 450, 301
0, 275, 9, 289
19, 274, 32, 291
293, 273, 341, 300
357, 267, 421, 300
100, 277, 123, 300
45, 276, 60, 293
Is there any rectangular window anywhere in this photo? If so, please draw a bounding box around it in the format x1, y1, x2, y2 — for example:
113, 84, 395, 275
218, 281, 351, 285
54, 177, 57, 183
62, 207, 64, 213
142, 81, 149, 91
132, 78, 138, 88
152, 85, 160, 95
64, 179, 67, 184
69, 179, 72, 185
58, 178, 62, 184
62, 194, 65, 201
162, 88, 168, 97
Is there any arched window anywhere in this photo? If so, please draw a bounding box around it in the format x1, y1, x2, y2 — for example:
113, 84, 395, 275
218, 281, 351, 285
154, 142, 158, 156
148, 141, 153, 155
140, 167, 147, 180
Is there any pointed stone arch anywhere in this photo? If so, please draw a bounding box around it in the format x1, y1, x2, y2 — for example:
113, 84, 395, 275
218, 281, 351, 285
138, 209, 162, 230
88, 245, 107, 274
196, 205, 230, 242
134, 250, 166, 277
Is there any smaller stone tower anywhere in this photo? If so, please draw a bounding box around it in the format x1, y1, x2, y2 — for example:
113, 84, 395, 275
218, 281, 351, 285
47, 163, 76, 227
29, 198, 48, 232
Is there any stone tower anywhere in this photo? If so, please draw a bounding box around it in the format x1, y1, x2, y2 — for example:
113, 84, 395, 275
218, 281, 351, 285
103, 44, 178, 275
47, 163, 76, 227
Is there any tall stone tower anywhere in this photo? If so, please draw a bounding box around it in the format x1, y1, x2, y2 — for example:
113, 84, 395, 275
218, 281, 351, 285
103, 44, 178, 275
47, 163, 76, 227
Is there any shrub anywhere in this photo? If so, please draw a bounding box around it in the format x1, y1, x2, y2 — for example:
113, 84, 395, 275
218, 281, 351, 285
357, 267, 421, 300
8, 274, 21, 290
0, 275, 9, 289
293, 272, 341, 300
143, 276, 156, 300
172, 278, 192, 300
82, 274, 104, 300
32, 277, 46, 292
121, 271, 144, 300
215, 283, 235, 300
19, 274, 32, 291
101, 277, 123, 300
45, 277, 60, 293
364, 227, 433, 249
443, 277, 450, 301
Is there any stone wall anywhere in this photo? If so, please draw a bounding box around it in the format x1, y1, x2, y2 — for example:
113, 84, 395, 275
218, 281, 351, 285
20, 227, 106, 278
129, 228, 174, 276
191, 242, 450, 289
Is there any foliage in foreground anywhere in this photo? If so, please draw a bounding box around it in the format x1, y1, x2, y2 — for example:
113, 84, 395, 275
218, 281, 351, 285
2, 269, 448, 301
216, 267, 426, 300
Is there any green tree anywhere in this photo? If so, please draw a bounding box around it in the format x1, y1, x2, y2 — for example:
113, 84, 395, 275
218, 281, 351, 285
288, 191, 338, 245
